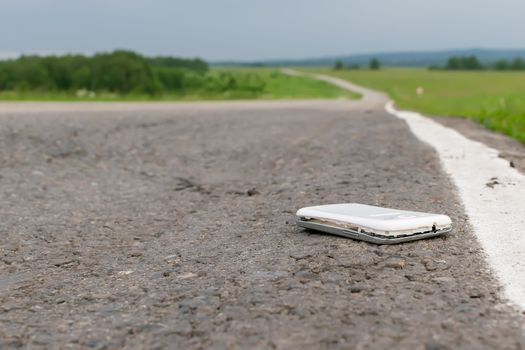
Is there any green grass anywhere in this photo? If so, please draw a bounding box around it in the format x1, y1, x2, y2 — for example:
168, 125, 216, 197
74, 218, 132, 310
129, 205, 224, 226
213, 67, 360, 100
0, 68, 358, 102
311, 68, 525, 142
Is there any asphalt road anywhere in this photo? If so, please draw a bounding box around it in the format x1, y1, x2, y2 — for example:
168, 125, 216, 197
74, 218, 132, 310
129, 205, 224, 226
0, 97, 523, 349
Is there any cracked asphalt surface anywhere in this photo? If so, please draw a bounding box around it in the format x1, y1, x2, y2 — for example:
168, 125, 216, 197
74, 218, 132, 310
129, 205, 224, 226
0, 99, 523, 349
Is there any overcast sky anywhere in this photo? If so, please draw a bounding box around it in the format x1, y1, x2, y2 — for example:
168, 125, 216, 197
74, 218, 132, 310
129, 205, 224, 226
1, 0, 524, 61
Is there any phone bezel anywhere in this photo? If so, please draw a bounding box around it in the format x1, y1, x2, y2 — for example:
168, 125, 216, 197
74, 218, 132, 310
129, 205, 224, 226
296, 217, 451, 244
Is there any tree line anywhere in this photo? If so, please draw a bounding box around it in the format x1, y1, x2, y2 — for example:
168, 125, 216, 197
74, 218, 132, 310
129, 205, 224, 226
333, 58, 381, 71
0, 50, 266, 96
432, 56, 525, 70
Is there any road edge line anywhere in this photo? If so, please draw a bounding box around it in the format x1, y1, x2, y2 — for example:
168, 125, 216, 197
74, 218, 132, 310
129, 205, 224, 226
385, 100, 525, 312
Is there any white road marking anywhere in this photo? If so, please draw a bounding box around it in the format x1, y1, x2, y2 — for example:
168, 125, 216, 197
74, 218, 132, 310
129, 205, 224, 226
385, 101, 525, 310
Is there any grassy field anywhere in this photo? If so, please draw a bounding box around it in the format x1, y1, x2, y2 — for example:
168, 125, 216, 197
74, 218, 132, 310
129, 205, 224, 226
312, 68, 525, 142
0, 68, 358, 102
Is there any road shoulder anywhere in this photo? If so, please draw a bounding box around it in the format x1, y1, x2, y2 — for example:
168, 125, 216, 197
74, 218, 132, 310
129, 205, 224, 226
431, 115, 525, 174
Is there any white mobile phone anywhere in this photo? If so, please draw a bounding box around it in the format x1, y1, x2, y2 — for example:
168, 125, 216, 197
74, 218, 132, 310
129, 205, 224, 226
296, 203, 452, 244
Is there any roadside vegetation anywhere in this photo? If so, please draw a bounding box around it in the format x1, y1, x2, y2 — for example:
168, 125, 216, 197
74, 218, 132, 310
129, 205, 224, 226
431, 55, 525, 71
313, 67, 525, 142
223, 68, 359, 100
0, 51, 355, 101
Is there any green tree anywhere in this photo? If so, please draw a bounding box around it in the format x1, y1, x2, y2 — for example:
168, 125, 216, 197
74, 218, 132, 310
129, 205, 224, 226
510, 57, 525, 70
369, 58, 380, 70
90, 50, 156, 93
446, 57, 461, 70
493, 59, 509, 70
12, 56, 52, 89
72, 66, 93, 89
147, 57, 209, 74
334, 60, 344, 70
446, 56, 483, 70
155, 67, 185, 90
0, 50, 217, 96
463, 56, 483, 70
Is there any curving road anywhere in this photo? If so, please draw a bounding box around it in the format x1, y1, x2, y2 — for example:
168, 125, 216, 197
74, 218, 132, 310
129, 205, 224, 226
0, 86, 523, 347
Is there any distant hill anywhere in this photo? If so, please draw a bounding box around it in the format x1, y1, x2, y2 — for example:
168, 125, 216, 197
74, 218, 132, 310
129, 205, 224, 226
214, 48, 525, 67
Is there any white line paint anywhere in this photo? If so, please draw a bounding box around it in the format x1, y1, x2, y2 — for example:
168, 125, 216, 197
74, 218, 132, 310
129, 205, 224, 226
385, 101, 525, 310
